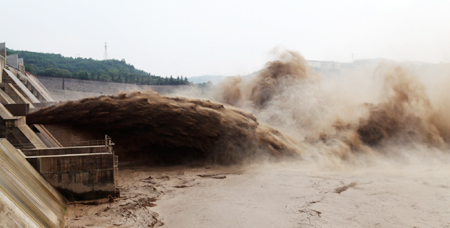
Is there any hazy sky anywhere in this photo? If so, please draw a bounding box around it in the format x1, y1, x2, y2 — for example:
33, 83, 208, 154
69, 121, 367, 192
3, 0, 450, 77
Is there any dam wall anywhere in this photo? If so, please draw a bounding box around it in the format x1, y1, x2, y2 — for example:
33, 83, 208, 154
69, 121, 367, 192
0, 138, 66, 227
23, 136, 118, 201
21, 72, 55, 102
0, 88, 15, 104
6, 54, 18, 69
26, 152, 117, 201
0, 42, 5, 58
47, 88, 103, 101
37, 76, 189, 96
3, 68, 40, 103
0, 103, 47, 149
0, 55, 4, 69
18, 58, 25, 74
43, 124, 94, 143
0, 43, 4, 75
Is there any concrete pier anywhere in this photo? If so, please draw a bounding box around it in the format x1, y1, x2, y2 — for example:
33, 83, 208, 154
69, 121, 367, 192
0, 43, 5, 80
0, 138, 67, 227
23, 137, 118, 201
6, 54, 18, 69
3, 68, 40, 103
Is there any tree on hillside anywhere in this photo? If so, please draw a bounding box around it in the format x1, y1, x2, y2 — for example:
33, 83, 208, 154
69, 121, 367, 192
24, 63, 36, 74
6, 48, 191, 86
36, 68, 72, 78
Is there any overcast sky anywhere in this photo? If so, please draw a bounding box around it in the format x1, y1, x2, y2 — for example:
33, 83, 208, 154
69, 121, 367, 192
3, 0, 450, 77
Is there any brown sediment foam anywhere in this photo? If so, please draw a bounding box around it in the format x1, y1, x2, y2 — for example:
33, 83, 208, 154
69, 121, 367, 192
356, 66, 446, 147
319, 65, 449, 155
214, 52, 450, 160
217, 50, 316, 108
249, 51, 311, 107
27, 91, 299, 165
216, 77, 242, 106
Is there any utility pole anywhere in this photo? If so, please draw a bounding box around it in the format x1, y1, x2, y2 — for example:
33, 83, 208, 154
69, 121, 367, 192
104, 42, 108, 60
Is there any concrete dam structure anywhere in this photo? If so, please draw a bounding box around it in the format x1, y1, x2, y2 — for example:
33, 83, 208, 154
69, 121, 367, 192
24, 136, 118, 201
37, 75, 188, 100
0, 138, 66, 227
0, 42, 119, 227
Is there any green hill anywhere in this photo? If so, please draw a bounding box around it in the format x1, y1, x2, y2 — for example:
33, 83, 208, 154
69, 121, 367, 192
6, 49, 189, 85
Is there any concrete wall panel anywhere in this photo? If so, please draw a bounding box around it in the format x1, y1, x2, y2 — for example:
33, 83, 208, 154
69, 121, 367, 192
22, 72, 55, 102
0, 184, 38, 228
27, 153, 116, 201
37, 154, 114, 173
0, 43, 5, 58
3, 69, 40, 103
0, 138, 67, 227
0, 88, 15, 104
6, 54, 18, 69
0, 57, 5, 77
37, 76, 188, 99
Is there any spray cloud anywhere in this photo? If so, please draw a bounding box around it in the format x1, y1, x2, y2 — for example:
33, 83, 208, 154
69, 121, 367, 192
27, 49, 450, 166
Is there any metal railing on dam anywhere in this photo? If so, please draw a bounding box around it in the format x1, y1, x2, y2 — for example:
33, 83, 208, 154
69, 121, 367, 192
14, 139, 111, 150
14, 135, 114, 150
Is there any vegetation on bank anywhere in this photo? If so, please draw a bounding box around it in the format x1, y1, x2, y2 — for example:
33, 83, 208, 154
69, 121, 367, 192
6, 49, 190, 85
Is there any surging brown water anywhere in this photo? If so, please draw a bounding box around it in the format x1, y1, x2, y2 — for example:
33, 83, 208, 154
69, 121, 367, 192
357, 66, 445, 147
216, 51, 317, 109
212, 50, 450, 163
248, 51, 314, 108
27, 91, 299, 165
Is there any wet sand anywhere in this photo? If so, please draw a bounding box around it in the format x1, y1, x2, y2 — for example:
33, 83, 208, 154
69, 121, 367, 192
65, 162, 450, 228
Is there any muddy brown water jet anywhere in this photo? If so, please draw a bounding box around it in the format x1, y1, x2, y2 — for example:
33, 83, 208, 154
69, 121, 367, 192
214, 52, 450, 159
356, 66, 446, 147
216, 50, 317, 108
27, 91, 299, 165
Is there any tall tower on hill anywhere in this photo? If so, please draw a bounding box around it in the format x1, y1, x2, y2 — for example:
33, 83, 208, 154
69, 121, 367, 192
104, 42, 108, 60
